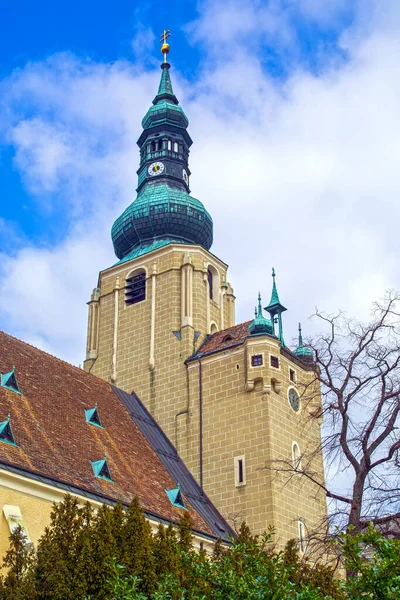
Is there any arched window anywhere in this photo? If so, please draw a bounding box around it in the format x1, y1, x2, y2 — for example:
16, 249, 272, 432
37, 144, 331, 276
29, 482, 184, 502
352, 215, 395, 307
125, 269, 146, 305
150, 141, 156, 152
167, 140, 172, 151
298, 521, 306, 553
207, 265, 219, 303
292, 442, 301, 472
207, 269, 213, 300
173, 141, 179, 152
210, 322, 218, 334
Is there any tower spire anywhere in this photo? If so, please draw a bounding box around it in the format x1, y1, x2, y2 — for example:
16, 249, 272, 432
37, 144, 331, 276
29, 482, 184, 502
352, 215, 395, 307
248, 293, 273, 336
265, 268, 287, 346
294, 323, 313, 360
110, 31, 213, 262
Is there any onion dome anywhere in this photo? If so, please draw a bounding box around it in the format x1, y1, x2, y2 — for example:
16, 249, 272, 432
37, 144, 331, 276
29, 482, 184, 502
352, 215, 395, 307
248, 293, 274, 336
111, 39, 213, 261
294, 323, 313, 359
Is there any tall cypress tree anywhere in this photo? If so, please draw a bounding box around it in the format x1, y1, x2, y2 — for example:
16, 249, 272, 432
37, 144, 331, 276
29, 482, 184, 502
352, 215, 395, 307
121, 497, 156, 596
34, 495, 89, 600
154, 523, 179, 581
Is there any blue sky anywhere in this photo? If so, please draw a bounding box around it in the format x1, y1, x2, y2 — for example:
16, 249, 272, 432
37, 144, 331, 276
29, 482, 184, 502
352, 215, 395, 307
0, 0, 399, 367
0, 0, 355, 253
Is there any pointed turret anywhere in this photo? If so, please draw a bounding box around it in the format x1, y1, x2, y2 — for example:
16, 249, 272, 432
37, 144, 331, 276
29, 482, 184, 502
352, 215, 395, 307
111, 31, 213, 262
294, 323, 313, 360
248, 293, 274, 336
265, 268, 287, 346
153, 62, 178, 104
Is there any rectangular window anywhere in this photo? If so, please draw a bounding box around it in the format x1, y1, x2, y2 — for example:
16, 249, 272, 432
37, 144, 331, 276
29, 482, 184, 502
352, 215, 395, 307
298, 520, 306, 553
270, 355, 280, 369
290, 368, 296, 383
234, 455, 246, 487
251, 354, 263, 367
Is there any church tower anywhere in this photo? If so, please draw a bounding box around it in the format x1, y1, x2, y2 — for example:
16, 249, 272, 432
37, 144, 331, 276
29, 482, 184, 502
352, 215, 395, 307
84, 34, 327, 547
84, 33, 235, 447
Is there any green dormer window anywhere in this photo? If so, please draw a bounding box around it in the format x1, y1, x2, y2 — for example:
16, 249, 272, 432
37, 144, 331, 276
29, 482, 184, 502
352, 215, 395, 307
85, 404, 103, 428
0, 415, 17, 446
91, 455, 112, 482
1, 369, 21, 394
165, 483, 186, 509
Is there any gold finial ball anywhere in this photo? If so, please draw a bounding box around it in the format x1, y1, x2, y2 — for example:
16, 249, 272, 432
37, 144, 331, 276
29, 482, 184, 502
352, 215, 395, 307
161, 42, 170, 55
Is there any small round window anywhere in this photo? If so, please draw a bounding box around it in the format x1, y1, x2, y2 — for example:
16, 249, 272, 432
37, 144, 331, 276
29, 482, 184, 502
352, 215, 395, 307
288, 388, 300, 412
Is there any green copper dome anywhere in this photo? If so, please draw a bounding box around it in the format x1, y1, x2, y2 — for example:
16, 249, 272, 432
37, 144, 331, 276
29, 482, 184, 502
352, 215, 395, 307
248, 294, 274, 336
111, 58, 213, 261
112, 183, 213, 260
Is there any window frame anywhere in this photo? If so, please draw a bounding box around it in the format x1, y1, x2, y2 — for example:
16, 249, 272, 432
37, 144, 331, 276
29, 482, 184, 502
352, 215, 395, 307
251, 354, 263, 367
234, 455, 246, 487
298, 520, 306, 554
270, 355, 280, 369
125, 269, 147, 306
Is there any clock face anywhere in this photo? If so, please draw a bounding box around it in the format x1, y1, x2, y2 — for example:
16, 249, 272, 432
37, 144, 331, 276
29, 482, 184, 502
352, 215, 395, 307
148, 162, 164, 176
182, 169, 189, 185
288, 389, 300, 412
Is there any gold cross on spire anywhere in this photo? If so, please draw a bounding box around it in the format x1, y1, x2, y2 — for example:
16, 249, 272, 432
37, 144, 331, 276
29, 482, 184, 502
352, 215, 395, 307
160, 29, 171, 62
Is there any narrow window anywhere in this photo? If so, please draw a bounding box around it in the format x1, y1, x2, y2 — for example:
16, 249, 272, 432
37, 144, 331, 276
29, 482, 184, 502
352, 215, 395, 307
292, 442, 301, 471
270, 355, 280, 369
234, 455, 246, 487
290, 368, 296, 383
207, 269, 213, 300
125, 270, 146, 305
251, 354, 263, 367
167, 140, 172, 151
298, 521, 306, 553
151, 141, 156, 152
173, 141, 179, 152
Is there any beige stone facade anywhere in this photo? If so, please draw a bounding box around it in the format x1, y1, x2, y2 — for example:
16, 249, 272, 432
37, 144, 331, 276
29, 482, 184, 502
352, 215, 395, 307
84, 242, 327, 548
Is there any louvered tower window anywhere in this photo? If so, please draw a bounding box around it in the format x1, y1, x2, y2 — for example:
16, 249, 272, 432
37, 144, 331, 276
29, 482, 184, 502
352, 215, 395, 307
125, 270, 146, 305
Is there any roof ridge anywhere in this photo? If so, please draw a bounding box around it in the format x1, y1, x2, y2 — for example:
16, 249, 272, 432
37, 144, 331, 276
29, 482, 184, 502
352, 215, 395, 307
0, 330, 108, 388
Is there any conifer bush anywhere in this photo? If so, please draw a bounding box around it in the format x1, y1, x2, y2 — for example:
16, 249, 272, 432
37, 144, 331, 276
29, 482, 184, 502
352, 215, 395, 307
1, 494, 399, 599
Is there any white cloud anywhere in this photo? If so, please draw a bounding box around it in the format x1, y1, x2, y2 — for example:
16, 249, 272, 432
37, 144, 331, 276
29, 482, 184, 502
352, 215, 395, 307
0, 0, 399, 368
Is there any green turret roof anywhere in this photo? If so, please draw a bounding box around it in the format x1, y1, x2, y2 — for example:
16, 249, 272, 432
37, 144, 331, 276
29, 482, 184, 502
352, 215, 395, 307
248, 293, 274, 336
294, 323, 313, 359
153, 62, 178, 104
265, 268, 287, 315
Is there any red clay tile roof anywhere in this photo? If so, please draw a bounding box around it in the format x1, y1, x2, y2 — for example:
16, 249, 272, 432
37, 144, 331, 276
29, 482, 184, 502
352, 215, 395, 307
190, 322, 313, 370
193, 321, 252, 357
0, 331, 216, 536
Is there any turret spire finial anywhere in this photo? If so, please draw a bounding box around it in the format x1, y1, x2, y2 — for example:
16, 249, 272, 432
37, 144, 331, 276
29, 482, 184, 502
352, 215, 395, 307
298, 323, 303, 347
258, 292, 263, 316
294, 322, 313, 360
264, 267, 287, 346
160, 29, 171, 63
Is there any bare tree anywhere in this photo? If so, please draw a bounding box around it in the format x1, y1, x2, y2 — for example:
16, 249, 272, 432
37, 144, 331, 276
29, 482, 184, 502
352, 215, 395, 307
272, 291, 400, 537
